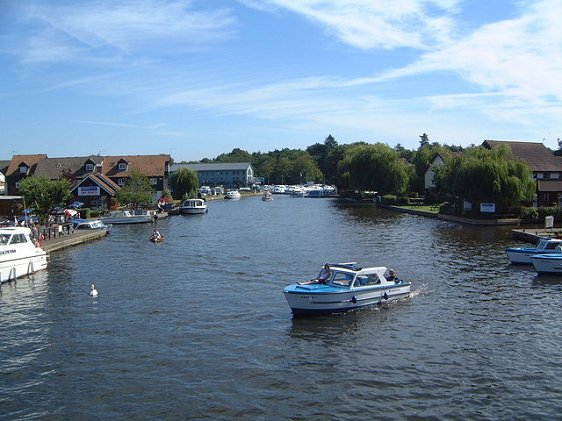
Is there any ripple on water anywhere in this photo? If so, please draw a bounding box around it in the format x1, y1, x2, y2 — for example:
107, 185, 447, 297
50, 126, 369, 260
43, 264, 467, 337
1, 197, 561, 419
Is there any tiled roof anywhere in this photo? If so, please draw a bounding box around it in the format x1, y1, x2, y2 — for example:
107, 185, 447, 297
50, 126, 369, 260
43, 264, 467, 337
171, 162, 252, 172
72, 173, 120, 195
0, 160, 10, 173
483, 140, 562, 172
104, 155, 171, 177
6, 154, 47, 176
33, 156, 104, 179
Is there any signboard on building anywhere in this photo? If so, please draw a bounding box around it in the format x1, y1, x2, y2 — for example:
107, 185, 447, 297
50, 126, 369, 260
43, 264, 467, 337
78, 186, 100, 196
480, 202, 496, 213
545, 215, 554, 229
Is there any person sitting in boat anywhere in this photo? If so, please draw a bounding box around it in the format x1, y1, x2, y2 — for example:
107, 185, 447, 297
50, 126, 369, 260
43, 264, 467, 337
298, 264, 331, 285
386, 269, 398, 283
150, 230, 163, 241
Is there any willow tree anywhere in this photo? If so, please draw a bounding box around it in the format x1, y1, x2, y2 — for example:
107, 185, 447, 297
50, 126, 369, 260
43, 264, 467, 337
434, 145, 535, 211
171, 167, 198, 199
335, 143, 410, 194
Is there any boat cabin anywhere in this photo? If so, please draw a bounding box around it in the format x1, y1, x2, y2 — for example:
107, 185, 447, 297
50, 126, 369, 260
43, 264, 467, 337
321, 263, 390, 288
0, 227, 34, 246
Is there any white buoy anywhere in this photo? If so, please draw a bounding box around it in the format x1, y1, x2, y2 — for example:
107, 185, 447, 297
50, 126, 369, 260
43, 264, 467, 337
89, 284, 98, 297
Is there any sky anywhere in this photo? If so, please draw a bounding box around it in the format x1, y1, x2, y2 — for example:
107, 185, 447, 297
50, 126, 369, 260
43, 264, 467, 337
1, 0, 561, 162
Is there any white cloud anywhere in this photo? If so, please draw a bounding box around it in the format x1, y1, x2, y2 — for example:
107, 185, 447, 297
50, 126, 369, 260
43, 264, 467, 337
18, 0, 236, 65
242, 0, 460, 49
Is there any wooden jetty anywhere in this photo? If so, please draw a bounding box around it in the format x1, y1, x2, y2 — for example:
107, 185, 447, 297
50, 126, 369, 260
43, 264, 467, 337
43, 229, 109, 253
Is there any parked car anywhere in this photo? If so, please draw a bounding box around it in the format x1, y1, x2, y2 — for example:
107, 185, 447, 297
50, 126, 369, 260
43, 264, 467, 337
67, 201, 85, 209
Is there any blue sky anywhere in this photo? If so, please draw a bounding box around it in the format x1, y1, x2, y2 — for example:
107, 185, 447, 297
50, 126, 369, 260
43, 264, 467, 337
1, 0, 560, 161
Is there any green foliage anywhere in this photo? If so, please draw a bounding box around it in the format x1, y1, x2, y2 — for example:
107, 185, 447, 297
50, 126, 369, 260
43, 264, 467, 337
434, 145, 535, 211
171, 167, 198, 199
214, 148, 253, 163
335, 143, 410, 195
114, 170, 154, 208
18, 176, 72, 220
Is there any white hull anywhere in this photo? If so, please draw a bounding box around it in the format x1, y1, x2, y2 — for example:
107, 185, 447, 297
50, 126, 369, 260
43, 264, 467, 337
180, 208, 208, 214
284, 284, 410, 315
531, 255, 562, 274
1, 227, 48, 283
0, 253, 48, 283
99, 217, 152, 224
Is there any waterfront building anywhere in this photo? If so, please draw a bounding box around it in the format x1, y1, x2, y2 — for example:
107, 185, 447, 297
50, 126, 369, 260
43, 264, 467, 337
4, 154, 171, 209
170, 162, 254, 190
0, 160, 9, 195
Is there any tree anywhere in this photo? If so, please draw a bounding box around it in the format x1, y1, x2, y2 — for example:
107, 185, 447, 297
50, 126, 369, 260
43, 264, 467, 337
114, 170, 154, 208
335, 143, 410, 194
171, 167, 198, 199
18, 176, 72, 222
434, 145, 535, 211
419, 133, 430, 147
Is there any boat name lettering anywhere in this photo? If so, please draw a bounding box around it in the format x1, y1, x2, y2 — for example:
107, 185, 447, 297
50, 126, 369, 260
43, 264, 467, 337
300, 296, 310, 299
0, 249, 17, 256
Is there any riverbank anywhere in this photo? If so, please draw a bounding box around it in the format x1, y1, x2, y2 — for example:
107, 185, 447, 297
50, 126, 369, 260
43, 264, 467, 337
380, 204, 520, 225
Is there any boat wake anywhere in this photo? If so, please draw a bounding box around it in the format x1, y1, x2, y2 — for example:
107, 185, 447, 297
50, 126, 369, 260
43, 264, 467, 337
410, 282, 431, 299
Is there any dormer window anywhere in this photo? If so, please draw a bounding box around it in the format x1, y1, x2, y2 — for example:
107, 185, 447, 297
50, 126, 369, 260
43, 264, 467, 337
118, 162, 127, 170
19, 165, 28, 174
85, 163, 94, 171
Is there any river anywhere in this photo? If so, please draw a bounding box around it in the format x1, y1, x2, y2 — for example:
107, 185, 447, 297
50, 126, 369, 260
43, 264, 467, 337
1, 195, 561, 420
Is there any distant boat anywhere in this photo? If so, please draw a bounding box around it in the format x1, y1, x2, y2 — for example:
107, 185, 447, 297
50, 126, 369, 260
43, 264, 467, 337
179, 198, 208, 215
225, 190, 241, 200
99, 210, 153, 224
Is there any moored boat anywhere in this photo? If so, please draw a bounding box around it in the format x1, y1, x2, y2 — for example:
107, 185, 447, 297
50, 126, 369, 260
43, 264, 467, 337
530, 254, 562, 274
505, 237, 562, 264
179, 198, 208, 215
283, 262, 411, 315
0, 226, 48, 283
225, 190, 241, 200
99, 210, 153, 224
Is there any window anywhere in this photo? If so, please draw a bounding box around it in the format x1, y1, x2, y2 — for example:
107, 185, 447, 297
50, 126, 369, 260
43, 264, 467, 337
19, 166, 27, 174
150, 178, 157, 185
118, 178, 125, 186
85, 163, 94, 171
118, 162, 127, 170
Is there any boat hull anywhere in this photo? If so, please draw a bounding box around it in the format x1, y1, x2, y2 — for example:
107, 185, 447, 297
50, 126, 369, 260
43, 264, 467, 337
0, 252, 48, 283
531, 254, 562, 274
179, 208, 208, 215
506, 248, 561, 264
283, 282, 411, 315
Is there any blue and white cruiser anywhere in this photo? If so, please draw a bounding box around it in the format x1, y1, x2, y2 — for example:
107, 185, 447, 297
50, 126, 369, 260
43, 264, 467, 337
505, 237, 562, 264
0, 227, 48, 283
530, 254, 562, 274
283, 262, 411, 315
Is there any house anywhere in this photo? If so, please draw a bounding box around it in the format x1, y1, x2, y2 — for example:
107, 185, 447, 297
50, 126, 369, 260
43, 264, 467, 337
5, 154, 48, 195
483, 140, 562, 207
424, 152, 446, 190
170, 162, 254, 189
5, 154, 171, 209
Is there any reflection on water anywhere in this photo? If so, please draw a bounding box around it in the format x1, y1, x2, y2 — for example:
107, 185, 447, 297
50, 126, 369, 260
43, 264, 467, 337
1, 196, 561, 419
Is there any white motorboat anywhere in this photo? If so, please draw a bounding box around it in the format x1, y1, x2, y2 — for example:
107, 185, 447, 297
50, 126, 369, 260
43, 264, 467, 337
0, 227, 48, 283
530, 254, 562, 274
99, 210, 153, 224
505, 237, 562, 264
179, 198, 208, 215
225, 190, 241, 200
283, 262, 411, 315
74, 219, 110, 230
262, 191, 273, 201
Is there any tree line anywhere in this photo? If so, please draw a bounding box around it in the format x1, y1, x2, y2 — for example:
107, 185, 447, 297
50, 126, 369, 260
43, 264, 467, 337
16, 133, 539, 221
175, 134, 536, 212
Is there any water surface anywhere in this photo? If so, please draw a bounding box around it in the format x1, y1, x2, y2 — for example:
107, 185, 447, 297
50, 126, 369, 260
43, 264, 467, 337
1, 196, 561, 420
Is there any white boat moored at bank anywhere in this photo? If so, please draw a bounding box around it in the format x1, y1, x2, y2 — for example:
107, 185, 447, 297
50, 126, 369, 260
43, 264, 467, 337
0, 227, 48, 283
